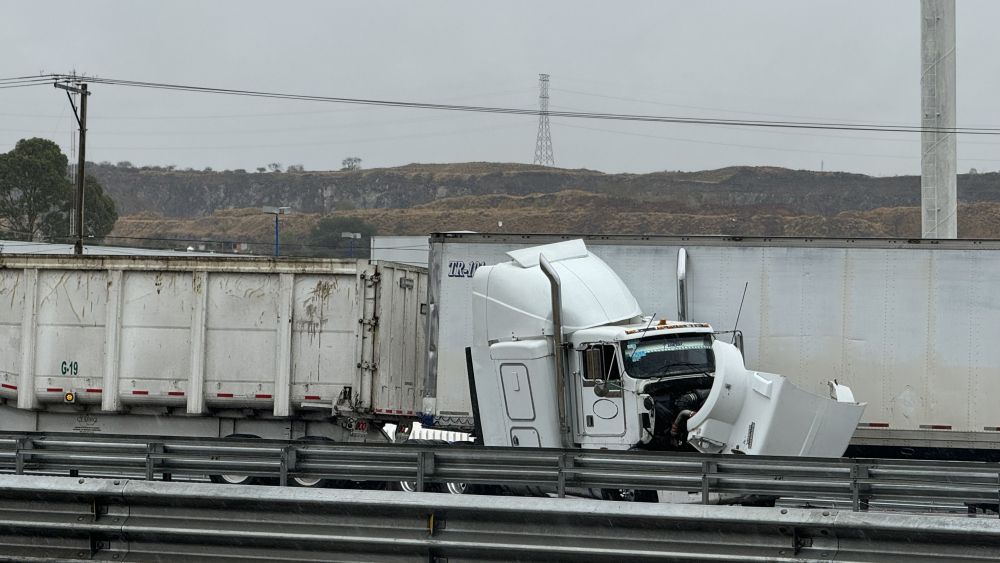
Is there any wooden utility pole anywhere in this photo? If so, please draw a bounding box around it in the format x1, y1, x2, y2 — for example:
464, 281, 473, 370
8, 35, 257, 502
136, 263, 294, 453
55, 81, 89, 255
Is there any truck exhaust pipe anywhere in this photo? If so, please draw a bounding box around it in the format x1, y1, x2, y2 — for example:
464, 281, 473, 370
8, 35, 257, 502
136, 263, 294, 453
677, 248, 689, 321
539, 253, 572, 449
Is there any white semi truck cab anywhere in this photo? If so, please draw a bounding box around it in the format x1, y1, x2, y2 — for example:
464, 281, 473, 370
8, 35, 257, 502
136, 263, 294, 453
470, 239, 864, 456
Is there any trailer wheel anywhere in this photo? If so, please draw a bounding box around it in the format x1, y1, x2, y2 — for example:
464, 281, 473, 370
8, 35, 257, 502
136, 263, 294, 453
210, 473, 258, 486
208, 434, 260, 485
291, 436, 349, 489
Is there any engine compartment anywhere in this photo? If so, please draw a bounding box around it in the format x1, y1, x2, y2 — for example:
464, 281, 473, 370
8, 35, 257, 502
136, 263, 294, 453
639, 375, 714, 451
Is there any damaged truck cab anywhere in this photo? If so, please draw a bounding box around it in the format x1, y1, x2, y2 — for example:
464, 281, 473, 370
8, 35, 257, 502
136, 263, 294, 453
471, 239, 864, 456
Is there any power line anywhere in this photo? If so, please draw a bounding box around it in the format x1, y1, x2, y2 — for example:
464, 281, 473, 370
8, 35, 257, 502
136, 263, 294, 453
15, 73, 1000, 136
0, 87, 538, 121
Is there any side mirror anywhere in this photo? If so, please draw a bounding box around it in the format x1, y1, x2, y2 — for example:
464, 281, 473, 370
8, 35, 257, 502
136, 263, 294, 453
594, 381, 608, 397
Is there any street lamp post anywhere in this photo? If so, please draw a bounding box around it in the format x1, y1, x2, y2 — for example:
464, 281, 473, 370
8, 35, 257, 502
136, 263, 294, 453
341, 232, 361, 258
262, 206, 291, 256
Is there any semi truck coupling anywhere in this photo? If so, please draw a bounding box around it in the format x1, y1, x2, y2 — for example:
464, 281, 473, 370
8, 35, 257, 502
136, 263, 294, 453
468, 239, 864, 456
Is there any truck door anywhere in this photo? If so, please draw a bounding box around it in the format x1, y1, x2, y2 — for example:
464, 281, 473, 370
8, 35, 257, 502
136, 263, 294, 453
577, 345, 626, 437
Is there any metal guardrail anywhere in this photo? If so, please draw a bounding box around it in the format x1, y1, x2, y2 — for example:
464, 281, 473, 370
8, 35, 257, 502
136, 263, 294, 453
0, 474, 997, 562
0, 432, 998, 513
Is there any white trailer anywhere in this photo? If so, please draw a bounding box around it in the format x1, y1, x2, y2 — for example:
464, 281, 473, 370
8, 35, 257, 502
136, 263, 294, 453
422, 233, 1000, 459
0, 255, 427, 444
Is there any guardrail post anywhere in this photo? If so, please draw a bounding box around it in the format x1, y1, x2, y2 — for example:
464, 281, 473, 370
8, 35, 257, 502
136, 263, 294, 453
702, 460, 717, 504
557, 453, 573, 498
851, 463, 871, 512
146, 443, 163, 481
279, 446, 296, 487
416, 450, 435, 493
14, 438, 30, 475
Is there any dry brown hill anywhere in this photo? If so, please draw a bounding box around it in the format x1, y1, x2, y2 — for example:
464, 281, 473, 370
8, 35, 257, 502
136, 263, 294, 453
110, 194, 1000, 248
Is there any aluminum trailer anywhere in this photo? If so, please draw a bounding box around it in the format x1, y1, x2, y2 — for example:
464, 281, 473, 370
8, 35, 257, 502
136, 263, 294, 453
422, 233, 1000, 459
0, 255, 427, 443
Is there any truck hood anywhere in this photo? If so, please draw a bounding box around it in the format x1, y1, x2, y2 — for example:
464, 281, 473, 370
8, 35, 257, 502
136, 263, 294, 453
685, 342, 866, 457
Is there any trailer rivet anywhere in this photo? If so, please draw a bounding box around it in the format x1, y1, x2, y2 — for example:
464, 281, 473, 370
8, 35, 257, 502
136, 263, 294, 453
822, 511, 830, 516
78, 478, 84, 484
780, 509, 787, 514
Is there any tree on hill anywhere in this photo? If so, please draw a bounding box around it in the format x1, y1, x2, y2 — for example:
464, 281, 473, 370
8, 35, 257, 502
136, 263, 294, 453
0, 138, 118, 242
341, 157, 362, 171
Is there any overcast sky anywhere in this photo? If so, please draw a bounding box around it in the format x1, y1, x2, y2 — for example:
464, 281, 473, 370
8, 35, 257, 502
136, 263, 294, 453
2, 1, 999, 176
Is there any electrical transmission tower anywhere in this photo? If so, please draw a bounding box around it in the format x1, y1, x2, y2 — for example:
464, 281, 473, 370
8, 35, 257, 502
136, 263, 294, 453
533, 74, 554, 166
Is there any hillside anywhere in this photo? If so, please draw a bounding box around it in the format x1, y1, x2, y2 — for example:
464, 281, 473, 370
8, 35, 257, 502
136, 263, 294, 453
92, 162, 1000, 219
110, 194, 1000, 247
96, 162, 1000, 248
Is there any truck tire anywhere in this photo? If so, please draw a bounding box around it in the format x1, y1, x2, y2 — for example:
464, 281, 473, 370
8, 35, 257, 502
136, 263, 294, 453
208, 434, 261, 485
439, 440, 478, 495
600, 488, 658, 503
393, 439, 441, 493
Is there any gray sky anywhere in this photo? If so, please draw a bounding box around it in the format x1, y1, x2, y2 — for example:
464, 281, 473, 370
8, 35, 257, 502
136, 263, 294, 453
2, 0, 999, 176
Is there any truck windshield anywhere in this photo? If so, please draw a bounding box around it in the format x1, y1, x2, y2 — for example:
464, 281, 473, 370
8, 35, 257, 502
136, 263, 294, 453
621, 333, 715, 379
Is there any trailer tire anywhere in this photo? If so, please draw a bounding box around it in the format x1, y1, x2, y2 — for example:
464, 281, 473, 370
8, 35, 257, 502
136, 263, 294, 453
208, 434, 261, 486
291, 436, 350, 489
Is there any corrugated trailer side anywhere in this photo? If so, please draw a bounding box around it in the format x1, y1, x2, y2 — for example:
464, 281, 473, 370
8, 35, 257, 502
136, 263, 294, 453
424, 233, 1000, 455
0, 255, 426, 440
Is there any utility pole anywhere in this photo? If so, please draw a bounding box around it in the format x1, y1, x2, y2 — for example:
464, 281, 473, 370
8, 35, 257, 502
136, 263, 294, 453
920, 0, 957, 239
262, 206, 291, 256
55, 81, 89, 254
533, 74, 555, 166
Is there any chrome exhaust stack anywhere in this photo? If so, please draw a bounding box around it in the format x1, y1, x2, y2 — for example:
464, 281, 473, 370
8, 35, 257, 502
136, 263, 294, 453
540, 253, 572, 448
677, 248, 689, 321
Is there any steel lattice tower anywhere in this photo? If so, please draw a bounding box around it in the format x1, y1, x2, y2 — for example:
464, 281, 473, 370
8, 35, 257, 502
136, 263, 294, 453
533, 74, 555, 166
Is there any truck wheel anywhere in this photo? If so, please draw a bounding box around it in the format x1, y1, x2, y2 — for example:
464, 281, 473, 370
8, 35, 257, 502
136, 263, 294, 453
394, 439, 441, 492
600, 488, 658, 503
443, 481, 470, 495
209, 434, 260, 485
438, 440, 477, 495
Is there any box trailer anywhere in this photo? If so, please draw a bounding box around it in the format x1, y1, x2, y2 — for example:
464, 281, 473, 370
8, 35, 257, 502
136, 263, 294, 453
0, 255, 427, 442
423, 233, 1000, 458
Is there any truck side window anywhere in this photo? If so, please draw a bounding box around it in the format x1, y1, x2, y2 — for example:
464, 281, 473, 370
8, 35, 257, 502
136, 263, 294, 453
601, 345, 621, 381
583, 345, 623, 381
